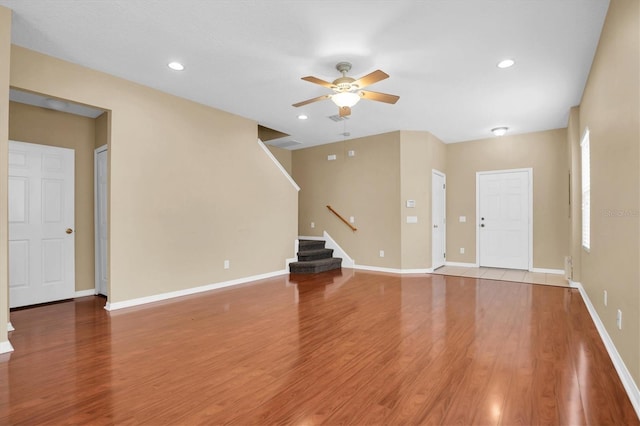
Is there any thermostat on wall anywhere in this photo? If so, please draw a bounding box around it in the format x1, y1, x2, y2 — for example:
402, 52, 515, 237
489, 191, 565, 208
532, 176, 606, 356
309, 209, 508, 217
406, 200, 416, 208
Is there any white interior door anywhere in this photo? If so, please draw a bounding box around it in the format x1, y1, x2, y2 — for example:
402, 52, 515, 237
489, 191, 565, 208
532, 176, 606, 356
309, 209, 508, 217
477, 169, 531, 270
95, 146, 108, 296
9, 141, 75, 308
432, 170, 446, 270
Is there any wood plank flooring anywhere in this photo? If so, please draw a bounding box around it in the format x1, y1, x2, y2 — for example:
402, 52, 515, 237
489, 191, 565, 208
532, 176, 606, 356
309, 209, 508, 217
0, 269, 637, 425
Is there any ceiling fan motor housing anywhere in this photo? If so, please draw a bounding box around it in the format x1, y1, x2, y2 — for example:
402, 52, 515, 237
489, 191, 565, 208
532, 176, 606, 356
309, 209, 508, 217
334, 62, 357, 92
334, 77, 357, 92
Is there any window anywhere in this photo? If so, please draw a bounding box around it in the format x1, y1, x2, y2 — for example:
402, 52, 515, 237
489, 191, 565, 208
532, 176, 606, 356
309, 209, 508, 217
581, 128, 590, 251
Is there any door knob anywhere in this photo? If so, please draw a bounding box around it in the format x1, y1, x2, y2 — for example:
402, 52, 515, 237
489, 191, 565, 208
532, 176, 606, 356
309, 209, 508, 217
480, 224, 485, 228
66, 228, 73, 234
433, 224, 438, 228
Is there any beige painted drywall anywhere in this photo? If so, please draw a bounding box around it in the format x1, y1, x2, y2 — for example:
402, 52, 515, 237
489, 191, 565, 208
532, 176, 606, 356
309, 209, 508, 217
95, 112, 108, 149
294, 130, 446, 270
400, 131, 446, 269
577, 0, 639, 383
258, 125, 288, 142
446, 129, 569, 270
267, 145, 292, 175
9, 101, 97, 292
0, 6, 11, 345
6, 46, 298, 304
293, 132, 401, 268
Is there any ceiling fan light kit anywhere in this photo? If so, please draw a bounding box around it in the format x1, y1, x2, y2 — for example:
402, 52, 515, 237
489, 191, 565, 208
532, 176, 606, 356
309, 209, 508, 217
331, 92, 360, 108
293, 62, 399, 117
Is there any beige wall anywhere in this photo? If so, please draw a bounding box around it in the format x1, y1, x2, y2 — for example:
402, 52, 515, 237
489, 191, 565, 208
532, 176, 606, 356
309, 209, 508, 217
446, 129, 568, 269
576, 0, 639, 383
400, 131, 446, 269
9, 101, 97, 292
295, 127, 568, 271
0, 6, 11, 345
95, 112, 109, 149
267, 145, 292, 175
293, 132, 402, 268
6, 46, 298, 304
294, 130, 446, 270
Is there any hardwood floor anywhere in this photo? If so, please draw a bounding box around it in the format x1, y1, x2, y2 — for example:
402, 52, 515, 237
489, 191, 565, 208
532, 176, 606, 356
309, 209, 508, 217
1, 270, 637, 425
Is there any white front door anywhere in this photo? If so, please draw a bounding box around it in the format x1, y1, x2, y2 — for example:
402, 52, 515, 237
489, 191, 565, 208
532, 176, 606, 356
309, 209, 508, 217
477, 169, 531, 270
95, 146, 108, 296
432, 170, 446, 270
9, 141, 75, 308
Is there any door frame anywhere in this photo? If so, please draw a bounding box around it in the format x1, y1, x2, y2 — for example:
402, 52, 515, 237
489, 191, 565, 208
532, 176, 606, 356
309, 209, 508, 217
431, 169, 446, 270
94, 144, 108, 297
475, 168, 533, 270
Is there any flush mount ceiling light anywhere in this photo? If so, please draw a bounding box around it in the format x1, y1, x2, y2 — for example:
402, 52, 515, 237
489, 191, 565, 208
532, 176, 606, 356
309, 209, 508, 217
491, 127, 509, 136
497, 59, 515, 69
297, 114, 308, 120
168, 61, 184, 71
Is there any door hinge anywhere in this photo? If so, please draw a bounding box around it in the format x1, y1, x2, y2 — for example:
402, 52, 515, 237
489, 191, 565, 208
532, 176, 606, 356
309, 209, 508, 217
443, 252, 446, 258
443, 183, 446, 189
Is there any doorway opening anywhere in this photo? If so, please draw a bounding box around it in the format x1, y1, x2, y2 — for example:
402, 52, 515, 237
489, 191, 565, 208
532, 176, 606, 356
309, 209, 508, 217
7, 90, 109, 312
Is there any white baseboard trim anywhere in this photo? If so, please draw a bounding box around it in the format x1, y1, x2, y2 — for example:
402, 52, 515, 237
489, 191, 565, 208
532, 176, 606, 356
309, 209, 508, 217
530, 267, 564, 275
285, 257, 297, 268
297, 235, 324, 240
571, 280, 640, 418
75, 289, 96, 298
7, 322, 14, 332
352, 265, 432, 274
445, 261, 479, 268
105, 269, 289, 311
0, 340, 14, 354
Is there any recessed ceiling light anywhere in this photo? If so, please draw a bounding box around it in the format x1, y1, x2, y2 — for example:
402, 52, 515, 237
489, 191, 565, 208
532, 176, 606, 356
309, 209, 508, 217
497, 59, 515, 69
168, 61, 184, 71
491, 127, 509, 136
298, 114, 308, 120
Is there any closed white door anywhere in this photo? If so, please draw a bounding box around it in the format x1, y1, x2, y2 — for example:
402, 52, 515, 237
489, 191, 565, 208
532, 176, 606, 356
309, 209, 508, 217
478, 169, 530, 270
95, 147, 108, 296
9, 141, 75, 308
432, 170, 446, 269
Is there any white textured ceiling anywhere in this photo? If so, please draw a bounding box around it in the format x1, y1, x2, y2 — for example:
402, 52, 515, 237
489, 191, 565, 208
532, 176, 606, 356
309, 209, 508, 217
0, 0, 609, 149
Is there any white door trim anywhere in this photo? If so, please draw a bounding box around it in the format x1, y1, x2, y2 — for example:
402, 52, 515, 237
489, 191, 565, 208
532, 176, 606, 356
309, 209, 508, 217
475, 168, 533, 270
431, 169, 446, 270
94, 144, 107, 297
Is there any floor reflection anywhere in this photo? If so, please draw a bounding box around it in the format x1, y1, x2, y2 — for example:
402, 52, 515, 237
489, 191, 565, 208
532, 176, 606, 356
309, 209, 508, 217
0, 272, 637, 424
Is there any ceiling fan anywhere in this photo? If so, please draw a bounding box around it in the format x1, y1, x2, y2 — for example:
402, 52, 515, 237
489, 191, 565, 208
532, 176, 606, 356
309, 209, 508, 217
293, 62, 400, 117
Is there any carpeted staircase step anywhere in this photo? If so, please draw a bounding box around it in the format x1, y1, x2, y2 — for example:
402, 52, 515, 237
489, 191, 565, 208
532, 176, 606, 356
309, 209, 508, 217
297, 248, 334, 261
298, 239, 326, 251
289, 257, 343, 274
